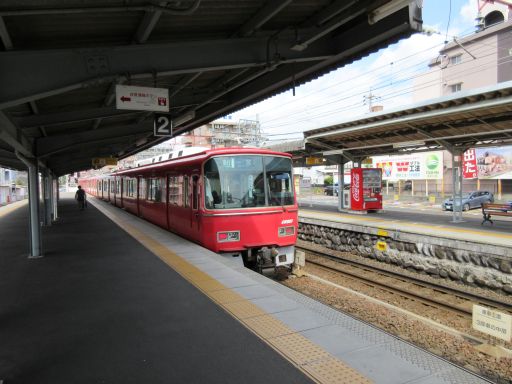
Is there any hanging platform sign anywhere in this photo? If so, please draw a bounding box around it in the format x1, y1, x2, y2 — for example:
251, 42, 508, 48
116, 85, 169, 112
305, 157, 324, 165
154, 114, 172, 137
92, 157, 117, 168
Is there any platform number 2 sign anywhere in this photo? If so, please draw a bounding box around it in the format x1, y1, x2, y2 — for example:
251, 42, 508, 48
154, 115, 172, 137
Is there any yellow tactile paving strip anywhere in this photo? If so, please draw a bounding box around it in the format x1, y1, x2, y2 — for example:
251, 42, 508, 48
90, 199, 372, 384
300, 210, 512, 242
0, 200, 27, 218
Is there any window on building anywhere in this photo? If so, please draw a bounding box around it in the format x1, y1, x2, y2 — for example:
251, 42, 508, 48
450, 54, 462, 65
450, 83, 462, 93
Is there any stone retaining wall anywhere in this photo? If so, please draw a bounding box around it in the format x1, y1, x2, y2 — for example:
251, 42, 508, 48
299, 220, 512, 294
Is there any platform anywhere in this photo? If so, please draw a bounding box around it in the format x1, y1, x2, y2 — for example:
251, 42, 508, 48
0, 197, 492, 384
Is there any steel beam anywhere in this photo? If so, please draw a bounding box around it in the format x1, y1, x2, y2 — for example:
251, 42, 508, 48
133, 1, 167, 43
37, 122, 152, 157
0, 16, 13, 50
0, 111, 34, 158
173, 10, 417, 137
0, 2, 201, 17
0, 35, 333, 109
16, 107, 143, 128
235, 0, 292, 37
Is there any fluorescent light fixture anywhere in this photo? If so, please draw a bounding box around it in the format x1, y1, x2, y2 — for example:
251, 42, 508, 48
392, 140, 425, 148
291, 42, 308, 52
135, 137, 148, 147
173, 111, 196, 127
323, 149, 345, 155
368, 0, 412, 24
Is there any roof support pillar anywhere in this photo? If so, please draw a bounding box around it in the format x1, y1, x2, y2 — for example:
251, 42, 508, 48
449, 149, 464, 223
337, 157, 350, 211
15, 151, 43, 258
42, 169, 53, 226
52, 176, 59, 221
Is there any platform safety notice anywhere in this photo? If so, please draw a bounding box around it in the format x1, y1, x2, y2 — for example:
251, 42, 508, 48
472, 304, 511, 341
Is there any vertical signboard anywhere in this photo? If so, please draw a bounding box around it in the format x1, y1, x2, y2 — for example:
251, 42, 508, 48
463, 149, 478, 179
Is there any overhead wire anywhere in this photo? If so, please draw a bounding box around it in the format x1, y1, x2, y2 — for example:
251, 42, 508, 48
259, 42, 508, 131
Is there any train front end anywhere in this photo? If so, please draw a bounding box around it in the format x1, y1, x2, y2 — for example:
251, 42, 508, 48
201, 152, 298, 272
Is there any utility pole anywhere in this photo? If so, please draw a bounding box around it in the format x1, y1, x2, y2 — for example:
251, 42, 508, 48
363, 89, 381, 112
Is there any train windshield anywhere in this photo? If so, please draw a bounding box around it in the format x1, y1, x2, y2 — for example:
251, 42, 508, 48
204, 155, 294, 209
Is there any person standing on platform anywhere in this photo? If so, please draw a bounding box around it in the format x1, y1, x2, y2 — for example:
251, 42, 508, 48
75, 185, 86, 210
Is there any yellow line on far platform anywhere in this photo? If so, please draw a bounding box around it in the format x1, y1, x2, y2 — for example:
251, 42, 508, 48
300, 210, 512, 241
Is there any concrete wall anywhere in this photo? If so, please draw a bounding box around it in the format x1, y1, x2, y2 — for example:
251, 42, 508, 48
299, 218, 512, 294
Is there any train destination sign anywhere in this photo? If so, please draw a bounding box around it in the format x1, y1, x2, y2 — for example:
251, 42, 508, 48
116, 85, 169, 112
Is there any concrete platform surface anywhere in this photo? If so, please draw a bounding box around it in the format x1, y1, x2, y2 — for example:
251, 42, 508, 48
0, 198, 313, 384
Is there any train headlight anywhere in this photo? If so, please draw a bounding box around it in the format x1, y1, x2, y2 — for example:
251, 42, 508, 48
217, 231, 240, 242
278, 226, 295, 237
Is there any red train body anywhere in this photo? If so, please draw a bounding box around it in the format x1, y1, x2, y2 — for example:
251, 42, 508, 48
81, 147, 298, 270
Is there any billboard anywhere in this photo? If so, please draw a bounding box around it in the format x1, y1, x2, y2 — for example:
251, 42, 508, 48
463, 146, 512, 179
372, 151, 443, 180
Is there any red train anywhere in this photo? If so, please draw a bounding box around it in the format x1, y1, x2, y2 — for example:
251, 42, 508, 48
80, 147, 298, 271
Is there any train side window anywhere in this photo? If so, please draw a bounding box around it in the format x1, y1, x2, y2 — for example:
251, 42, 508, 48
147, 178, 162, 202
139, 178, 147, 200
168, 176, 179, 204
183, 176, 189, 207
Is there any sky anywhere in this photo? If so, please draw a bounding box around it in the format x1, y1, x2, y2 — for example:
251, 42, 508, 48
228, 0, 481, 143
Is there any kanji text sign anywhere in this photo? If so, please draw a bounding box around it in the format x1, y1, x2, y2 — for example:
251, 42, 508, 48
116, 85, 169, 112
472, 305, 511, 341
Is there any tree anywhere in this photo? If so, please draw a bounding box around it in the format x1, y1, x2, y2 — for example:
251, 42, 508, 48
324, 175, 333, 186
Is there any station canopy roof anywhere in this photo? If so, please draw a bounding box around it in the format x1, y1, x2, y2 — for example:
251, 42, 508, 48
0, 0, 422, 176
301, 81, 512, 163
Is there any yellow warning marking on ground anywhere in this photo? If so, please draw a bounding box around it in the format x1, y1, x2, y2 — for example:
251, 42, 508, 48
375, 241, 387, 251
303, 357, 372, 384
0, 200, 28, 218
269, 333, 331, 364
90, 199, 373, 384
377, 228, 388, 237
301, 210, 512, 240
208, 289, 245, 305
242, 314, 294, 339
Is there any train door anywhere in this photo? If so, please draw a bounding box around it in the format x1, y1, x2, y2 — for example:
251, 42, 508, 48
119, 176, 124, 208
166, 174, 170, 230
190, 174, 201, 237
136, 176, 141, 217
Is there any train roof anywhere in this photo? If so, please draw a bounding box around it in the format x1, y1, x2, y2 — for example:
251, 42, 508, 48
89, 147, 292, 178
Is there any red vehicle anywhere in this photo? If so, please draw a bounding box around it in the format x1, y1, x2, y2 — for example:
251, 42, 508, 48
81, 147, 298, 271
350, 168, 383, 211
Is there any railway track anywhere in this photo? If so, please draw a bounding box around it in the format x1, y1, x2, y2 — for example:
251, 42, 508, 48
298, 245, 512, 319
